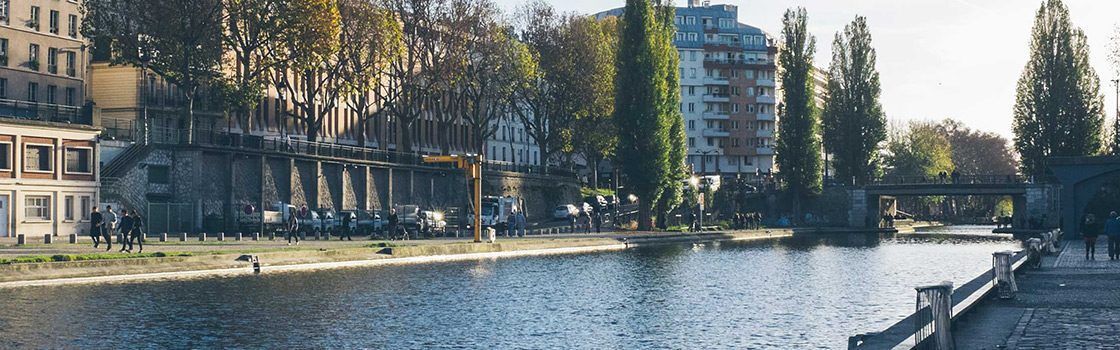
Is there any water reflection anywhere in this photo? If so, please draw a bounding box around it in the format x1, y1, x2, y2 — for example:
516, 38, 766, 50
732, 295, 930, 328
0, 227, 1016, 349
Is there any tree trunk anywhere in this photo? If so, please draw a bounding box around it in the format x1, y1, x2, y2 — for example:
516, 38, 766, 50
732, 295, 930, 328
590, 157, 600, 190
637, 198, 653, 231
184, 93, 195, 145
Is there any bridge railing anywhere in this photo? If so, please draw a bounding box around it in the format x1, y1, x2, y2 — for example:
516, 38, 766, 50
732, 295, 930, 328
874, 174, 1028, 185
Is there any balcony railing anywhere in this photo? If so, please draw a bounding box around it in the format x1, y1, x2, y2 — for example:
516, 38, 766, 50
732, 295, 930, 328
702, 94, 730, 103
0, 98, 90, 125
756, 113, 776, 121
702, 128, 730, 137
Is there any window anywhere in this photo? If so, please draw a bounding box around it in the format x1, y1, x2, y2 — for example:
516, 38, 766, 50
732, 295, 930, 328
685, 16, 695, 25
732, 138, 740, 147
688, 120, 695, 130
0, 38, 7, 66
25, 195, 50, 221
65, 51, 75, 76
688, 86, 695, 96
49, 10, 58, 34
46, 85, 56, 104
64, 195, 74, 221
689, 68, 696, 79
0, 78, 5, 98
688, 33, 698, 41
65, 147, 91, 174
67, 14, 77, 38
29, 6, 39, 30
148, 165, 170, 184
80, 196, 91, 221
687, 103, 694, 112
675, 16, 682, 25
707, 138, 713, 147
687, 138, 694, 147
65, 87, 75, 105
0, 0, 8, 25
0, 143, 9, 170
46, 47, 57, 73
24, 144, 52, 172
28, 43, 39, 70
27, 82, 37, 101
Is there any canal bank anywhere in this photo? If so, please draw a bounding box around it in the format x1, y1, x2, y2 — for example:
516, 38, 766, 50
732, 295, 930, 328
0, 229, 795, 288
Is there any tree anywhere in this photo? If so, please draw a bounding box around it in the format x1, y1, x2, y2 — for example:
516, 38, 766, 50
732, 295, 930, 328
569, 15, 619, 189
613, 0, 681, 230
1107, 24, 1120, 155
821, 16, 885, 186
82, 0, 225, 145
774, 7, 822, 216
512, 1, 577, 165
457, 14, 534, 158
1013, 0, 1105, 177
270, 0, 343, 142
884, 121, 953, 180
221, 0, 289, 135
337, 0, 404, 147
937, 119, 1018, 176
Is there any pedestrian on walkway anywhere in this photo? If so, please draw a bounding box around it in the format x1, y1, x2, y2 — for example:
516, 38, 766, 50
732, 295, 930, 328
387, 208, 400, 240
1106, 211, 1120, 260
1081, 213, 1100, 260
118, 210, 134, 253
515, 210, 526, 237
286, 208, 301, 245
581, 209, 592, 234
569, 212, 577, 233
340, 212, 353, 241
89, 206, 104, 249
104, 206, 118, 251
130, 212, 145, 253
594, 211, 603, 233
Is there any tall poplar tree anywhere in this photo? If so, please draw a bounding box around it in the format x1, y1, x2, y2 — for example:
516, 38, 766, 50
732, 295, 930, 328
614, 0, 681, 230
775, 7, 821, 215
1013, 0, 1105, 177
821, 16, 885, 186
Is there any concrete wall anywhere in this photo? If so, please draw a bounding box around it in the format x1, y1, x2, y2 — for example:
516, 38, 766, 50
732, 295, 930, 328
106, 146, 579, 232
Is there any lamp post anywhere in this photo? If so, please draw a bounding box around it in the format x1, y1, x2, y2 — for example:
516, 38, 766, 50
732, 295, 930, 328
689, 174, 701, 231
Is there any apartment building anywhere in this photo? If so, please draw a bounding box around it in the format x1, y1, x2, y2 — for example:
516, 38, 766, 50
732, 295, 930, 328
600, 0, 779, 180
0, 0, 89, 124
485, 113, 540, 166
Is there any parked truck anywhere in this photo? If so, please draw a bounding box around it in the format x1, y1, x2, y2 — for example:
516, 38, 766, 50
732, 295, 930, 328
469, 196, 522, 232
239, 202, 324, 235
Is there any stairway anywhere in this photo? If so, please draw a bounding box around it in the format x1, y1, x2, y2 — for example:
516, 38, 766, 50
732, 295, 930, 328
101, 143, 151, 179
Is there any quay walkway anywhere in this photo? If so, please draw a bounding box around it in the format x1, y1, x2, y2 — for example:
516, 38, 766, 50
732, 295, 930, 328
954, 236, 1120, 349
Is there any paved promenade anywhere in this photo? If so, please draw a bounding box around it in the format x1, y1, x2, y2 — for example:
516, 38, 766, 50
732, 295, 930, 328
954, 236, 1120, 349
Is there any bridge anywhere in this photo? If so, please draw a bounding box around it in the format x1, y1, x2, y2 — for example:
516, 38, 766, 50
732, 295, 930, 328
847, 175, 1060, 230
1048, 156, 1120, 238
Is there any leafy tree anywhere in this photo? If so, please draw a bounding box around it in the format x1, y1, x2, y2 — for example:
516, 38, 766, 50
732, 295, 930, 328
774, 7, 822, 216
221, 0, 290, 135
1105, 24, 1120, 155
821, 16, 885, 186
457, 12, 534, 157
1013, 0, 1105, 177
337, 0, 404, 147
82, 0, 225, 144
613, 0, 681, 230
512, 1, 580, 165
269, 0, 343, 142
569, 15, 619, 189
884, 121, 953, 179
937, 119, 1018, 176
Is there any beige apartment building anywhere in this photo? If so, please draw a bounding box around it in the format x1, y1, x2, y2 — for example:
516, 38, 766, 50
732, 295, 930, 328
1, 0, 88, 122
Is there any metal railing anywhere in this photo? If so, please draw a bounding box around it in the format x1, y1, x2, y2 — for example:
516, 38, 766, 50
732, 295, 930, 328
0, 98, 91, 125
874, 174, 1028, 185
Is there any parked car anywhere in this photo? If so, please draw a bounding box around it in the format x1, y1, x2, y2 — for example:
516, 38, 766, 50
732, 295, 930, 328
584, 195, 607, 211
351, 210, 382, 235
553, 205, 578, 220
419, 210, 447, 235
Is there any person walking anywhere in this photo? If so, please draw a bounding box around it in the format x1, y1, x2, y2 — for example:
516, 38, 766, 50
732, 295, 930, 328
1082, 214, 1100, 260
514, 209, 527, 237
89, 206, 104, 249
1106, 211, 1120, 260
130, 212, 145, 253
387, 208, 400, 240
286, 208, 300, 245
118, 210, 134, 253
581, 209, 592, 234
594, 210, 603, 234
568, 212, 577, 233
104, 206, 118, 251
340, 212, 353, 241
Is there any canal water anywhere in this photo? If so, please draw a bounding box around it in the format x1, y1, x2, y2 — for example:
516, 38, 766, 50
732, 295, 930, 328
0, 226, 1017, 349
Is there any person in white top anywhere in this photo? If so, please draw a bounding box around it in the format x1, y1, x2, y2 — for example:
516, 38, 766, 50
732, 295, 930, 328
104, 205, 119, 247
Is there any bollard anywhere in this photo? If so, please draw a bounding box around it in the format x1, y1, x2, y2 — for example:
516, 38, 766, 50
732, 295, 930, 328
16, 234, 25, 245
993, 251, 1017, 299
252, 232, 260, 241
315, 232, 322, 240
199, 232, 207, 242
160, 233, 168, 242
180, 232, 187, 242
69, 234, 77, 244
217, 232, 225, 241
268, 231, 275, 241
252, 256, 261, 274
44, 234, 53, 244
325, 232, 331, 240
236, 232, 243, 241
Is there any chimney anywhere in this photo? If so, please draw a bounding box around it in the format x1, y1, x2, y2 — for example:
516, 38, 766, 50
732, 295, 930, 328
689, 0, 703, 8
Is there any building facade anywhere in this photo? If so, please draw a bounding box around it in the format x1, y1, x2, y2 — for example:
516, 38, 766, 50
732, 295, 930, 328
485, 113, 540, 166
0, 119, 99, 237
0, 0, 90, 124
600, 1, 779, 180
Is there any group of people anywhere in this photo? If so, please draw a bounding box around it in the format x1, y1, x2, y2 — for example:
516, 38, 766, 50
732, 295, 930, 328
569, 208, 605, 234
506, 209, 528, 237
937, 170, 962, 184
88, 205, 145, 253
732, 212, 762, 230
1080, 212, 1120, 260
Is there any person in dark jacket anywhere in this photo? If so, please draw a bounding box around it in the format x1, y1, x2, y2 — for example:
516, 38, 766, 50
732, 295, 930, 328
286, 208, 301, 245
130, 213, 145, 253
89, 207, 104, 249
340, 212, 353, 241
1105, 211, 1120, 260
1082, 214, 1100, 260
118, 210, 134, 253
387, 208, 400, 240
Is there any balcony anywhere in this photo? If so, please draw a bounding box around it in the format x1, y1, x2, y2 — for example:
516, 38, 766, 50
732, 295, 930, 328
757, 95, 776, 104
701, 111, 731, 120
0, 98, 91, 125
756, 129, 775, 138
702, 94, 730, 103
757, 79, 776, 87
703, 128, 731, 137
704, 57, 776, 70
756, 113, 776, 121
703, 76, 730, 86
756, 146, 775, 155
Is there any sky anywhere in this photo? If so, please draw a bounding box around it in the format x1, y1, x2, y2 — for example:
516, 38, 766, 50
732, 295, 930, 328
493, 0, 1120, 139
